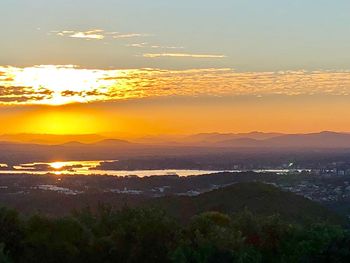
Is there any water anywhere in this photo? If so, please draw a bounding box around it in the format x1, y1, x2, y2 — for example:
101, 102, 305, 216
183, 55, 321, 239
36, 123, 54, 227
0, 160, 307, 177
0, 160, 224, 177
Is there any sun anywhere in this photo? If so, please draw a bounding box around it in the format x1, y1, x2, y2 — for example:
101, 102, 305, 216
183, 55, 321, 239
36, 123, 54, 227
50, 162, 66, 170
20, 108, 110, 135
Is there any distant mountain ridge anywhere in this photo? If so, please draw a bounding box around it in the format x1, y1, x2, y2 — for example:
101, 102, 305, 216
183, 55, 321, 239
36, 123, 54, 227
133, 131, 350, 148
0, 133, 106, 145
184, 131, 284, 144
215, 131, 350, 148
3, 131, 350, 148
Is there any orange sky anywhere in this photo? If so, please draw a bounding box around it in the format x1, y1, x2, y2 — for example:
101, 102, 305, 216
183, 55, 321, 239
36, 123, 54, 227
1, 65, 350, 137
1, 92, 350, 137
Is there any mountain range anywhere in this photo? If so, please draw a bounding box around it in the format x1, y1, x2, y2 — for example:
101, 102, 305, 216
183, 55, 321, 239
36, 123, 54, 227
139, 131, 350, 148
2, 131, 350, 148
1, 131, 350, 164
214, 131, 350, 148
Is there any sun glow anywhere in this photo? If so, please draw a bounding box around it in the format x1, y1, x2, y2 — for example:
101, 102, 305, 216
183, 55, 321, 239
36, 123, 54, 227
50, 162, 66, 169
0, 65, 152, 105
2, 65, 350, 107
7, 65, 114, 105
19, 110, 109, 134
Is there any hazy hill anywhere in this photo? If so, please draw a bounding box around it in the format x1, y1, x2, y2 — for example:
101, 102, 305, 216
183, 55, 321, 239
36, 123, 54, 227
93, 138, 134, 147
0, 180, 343, 225
1, 131, 350, 164
126, 131, 350, 148
263, 131, 350, 148
217, 131, 350, 148
180, 132, 283, 145
0, 133, 106, 144
2, 131, 350, 149
148, 182, 344, 224
133, 132, 283, 146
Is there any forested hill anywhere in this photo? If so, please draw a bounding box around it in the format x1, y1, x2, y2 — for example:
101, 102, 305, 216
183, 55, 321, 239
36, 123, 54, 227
147, 182, 345, 225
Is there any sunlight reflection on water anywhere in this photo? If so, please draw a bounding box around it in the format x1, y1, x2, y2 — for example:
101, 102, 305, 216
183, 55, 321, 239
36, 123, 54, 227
1, 159, 227, 177
0, 160, 304, 177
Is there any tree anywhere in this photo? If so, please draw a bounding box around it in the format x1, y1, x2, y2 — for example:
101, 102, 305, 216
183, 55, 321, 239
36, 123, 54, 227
0, 207, 23, 260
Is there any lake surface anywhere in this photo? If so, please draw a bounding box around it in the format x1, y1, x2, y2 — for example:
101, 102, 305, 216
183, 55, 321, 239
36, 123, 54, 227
0, 160, 305, 177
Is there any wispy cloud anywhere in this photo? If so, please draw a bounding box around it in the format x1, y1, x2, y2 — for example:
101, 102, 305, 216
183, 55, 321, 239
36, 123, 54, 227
150, 45, 184, 49
52, 29, 195, 53
52, 29, 148, 40
143, 53, 227, 58
127, 43, 149, 48
0, 85, 52, 103
70, 29, 105, 40
127, 43, 184, 49
113, 33, 150, 39
53, 29, 105, 40
2, 66, 350, 105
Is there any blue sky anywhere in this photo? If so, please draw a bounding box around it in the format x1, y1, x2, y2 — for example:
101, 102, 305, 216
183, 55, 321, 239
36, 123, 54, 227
2, 0, 350, 70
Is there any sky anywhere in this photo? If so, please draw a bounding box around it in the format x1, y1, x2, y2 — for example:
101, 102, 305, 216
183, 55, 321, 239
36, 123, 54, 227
1, 0, 350, 136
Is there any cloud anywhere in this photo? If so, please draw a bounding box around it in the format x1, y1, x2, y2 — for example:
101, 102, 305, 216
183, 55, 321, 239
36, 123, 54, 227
127, 43, 184, 49
127, 42, 149, 48
150, 45, 184, 49
0, 85, 53, 103
53, 29, 105, 40
70, 30, 105, 40
113, 33, 149, 39
53, 29, 149, 41
1, 65, 350, 105
142, 53, 227, 58
53, 28, 188, 52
